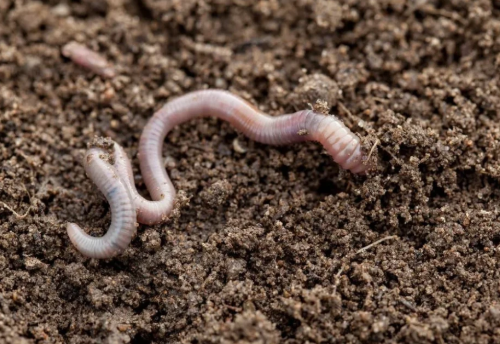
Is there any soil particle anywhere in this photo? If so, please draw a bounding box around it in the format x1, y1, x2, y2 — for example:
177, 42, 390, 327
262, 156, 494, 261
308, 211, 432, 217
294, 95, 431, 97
200, 179, 233, 208
190, 309, 280, 344
289, 74, 341, 109
1, 0, 500, 343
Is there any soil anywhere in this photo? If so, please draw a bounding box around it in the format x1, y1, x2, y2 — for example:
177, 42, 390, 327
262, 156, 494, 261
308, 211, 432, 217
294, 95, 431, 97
1, 0, 500, 343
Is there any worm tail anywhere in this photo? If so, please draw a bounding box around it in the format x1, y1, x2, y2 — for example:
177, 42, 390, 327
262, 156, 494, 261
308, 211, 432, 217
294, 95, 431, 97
67, 148, 136, 259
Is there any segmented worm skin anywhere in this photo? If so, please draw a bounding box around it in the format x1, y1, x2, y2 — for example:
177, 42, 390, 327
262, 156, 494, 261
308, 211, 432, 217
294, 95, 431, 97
67, 148, 136, 259
70, 89, 369, 258
113, 89, 368, 225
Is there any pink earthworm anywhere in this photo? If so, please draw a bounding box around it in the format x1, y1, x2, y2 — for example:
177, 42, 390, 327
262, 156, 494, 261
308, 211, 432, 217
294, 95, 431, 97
62, 41, 116, 78
69, 89, 370, 258
67, 148, 136, 259
112, 89, 370, 225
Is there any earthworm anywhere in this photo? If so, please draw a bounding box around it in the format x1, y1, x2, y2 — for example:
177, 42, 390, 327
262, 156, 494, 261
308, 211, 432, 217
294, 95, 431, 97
62, 41, 116, 78
70, 89, 369, 257
112, 89, 370, 225
67, 148, 136, 259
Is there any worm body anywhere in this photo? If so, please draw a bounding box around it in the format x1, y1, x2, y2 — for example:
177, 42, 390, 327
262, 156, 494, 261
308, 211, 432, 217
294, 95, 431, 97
62, 41, 116, 78
67, 148, 136, 259
70, 89, 369, 258
117, 89, 369, 225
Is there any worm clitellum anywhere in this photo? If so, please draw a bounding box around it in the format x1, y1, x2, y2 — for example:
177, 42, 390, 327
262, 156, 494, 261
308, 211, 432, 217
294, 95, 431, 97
67, 148, 136, 259
70, 89, 370, 258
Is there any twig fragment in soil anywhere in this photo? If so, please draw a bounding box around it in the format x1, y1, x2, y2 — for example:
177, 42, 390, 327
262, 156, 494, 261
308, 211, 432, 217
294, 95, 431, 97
0, 184, 31, 219
366, 139, 379, 166
339, 101, 409, 171
333, 235, 398, 293
233, 36, 271, 53
355, 235, 398, 255
399, 298, 418, 312
405, 1, 466, 25
337, 101, 360, 129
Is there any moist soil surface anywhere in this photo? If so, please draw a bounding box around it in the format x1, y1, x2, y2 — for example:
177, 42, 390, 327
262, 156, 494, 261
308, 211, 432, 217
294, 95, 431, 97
1, 1, 500, 343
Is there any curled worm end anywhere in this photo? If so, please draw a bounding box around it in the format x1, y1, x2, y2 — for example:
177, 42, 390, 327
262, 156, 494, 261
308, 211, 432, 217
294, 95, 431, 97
66, 223, 82, 247
66, 222, 119, 259
67, 148, 136, 259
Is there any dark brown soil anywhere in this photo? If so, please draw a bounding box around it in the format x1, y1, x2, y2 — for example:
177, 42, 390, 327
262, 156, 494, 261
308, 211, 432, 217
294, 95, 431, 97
1, 0, 500, 343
